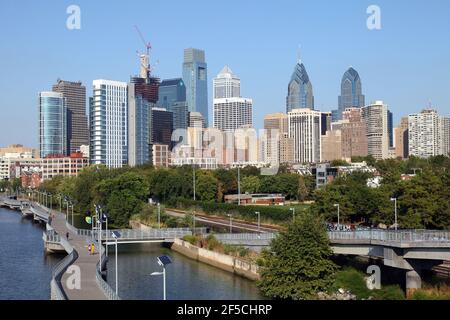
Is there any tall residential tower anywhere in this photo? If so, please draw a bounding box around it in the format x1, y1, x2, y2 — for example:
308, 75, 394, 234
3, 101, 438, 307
39, 92, 67, 158
90, 80, 128, 168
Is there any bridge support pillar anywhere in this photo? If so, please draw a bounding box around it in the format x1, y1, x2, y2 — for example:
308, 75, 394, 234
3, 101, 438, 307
406, 269, 421, 298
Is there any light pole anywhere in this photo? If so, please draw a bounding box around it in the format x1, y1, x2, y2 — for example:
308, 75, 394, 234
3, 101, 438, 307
228, 214, 233, 233
290, 208, 295, 222
151, 255, 172, 301
237, 166, 241, 206
334, 204, 340, 230
193, 164, 196, 202
390, 198, 398, 231
157, 203, 161, 229
103, 212, 108, 257
71, 203, 74, 226
255, 211, 260, 233
111, 231, 121, 295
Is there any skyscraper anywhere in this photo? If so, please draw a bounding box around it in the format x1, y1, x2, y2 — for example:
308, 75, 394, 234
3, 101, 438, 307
158, 78, 188, 131
394, 117, 409, 159
183, 48, 208, 126
39, 92, 67, 158
443, 117, 450, 157
128, 79, 150, 167
286, 59, 314, 113
52, 80, 88, 153
213, 98, 253, 132
288, 108, 322, 164
388, 110, 394, 148
408, 109, 444, 158
151, 107, 173, 149
213, 66, 240, 99
361, 101, 390, 160
189, 111, 205, 129
341, 107, 368, 159
90, 80, 128, 168
213, 66, 252, 132
333, 67, 365, 121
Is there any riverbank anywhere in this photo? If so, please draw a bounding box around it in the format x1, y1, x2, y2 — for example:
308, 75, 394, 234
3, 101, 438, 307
171, 238, 260, 281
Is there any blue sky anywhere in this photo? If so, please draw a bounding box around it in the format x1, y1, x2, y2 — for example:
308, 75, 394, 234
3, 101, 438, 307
1, 0, 449, 148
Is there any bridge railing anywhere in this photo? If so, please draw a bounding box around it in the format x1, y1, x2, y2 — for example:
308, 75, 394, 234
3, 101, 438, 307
211, 233, 278, 241
328, 230, 450, 243
95, 247, 120, 300
78, 228, 207, 240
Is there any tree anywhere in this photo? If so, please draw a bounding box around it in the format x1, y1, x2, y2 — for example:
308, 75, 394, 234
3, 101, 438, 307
196, 172, 218, 202
258, 212, 337, 300
297, 176, 309, 202
96, 172, 148, 226
241, 176, 261, 194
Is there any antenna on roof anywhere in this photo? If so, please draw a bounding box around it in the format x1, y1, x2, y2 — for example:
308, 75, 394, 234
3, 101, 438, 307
297, 44, 302, 63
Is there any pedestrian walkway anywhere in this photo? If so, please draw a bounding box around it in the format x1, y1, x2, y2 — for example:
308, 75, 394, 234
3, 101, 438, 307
50, 212, 107, 300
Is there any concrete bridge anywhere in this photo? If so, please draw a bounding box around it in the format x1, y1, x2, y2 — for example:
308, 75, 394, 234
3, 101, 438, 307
213, 230, 450, 296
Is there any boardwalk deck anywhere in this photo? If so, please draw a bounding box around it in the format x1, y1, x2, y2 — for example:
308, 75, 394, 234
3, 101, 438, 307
49, 212, 108, 300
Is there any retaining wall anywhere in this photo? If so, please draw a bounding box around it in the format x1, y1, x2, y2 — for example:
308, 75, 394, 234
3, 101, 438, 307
171, 239, 260, 281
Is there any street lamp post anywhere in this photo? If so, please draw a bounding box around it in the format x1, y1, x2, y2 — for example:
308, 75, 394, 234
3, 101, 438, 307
237, 166, 241, 206
390, 198, 398, 231
157, 203, 161, 229
334, 204, 340, 230
290, 208, 295, 222
193, 165, 196, 202
255, 212, 260, 233
111, 231, 121, 295
150, 255, 172, 301
228, 214, 233, 233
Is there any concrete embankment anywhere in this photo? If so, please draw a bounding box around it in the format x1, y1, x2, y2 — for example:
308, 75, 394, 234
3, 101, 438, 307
171, 238, 260, 281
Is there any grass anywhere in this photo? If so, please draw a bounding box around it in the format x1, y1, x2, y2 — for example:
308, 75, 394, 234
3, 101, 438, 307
410, 284, 450, 300
332, 267, 405, 300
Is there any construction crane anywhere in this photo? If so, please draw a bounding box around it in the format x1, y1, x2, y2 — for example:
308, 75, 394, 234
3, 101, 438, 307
134, 25, 152, 56
134, 25, 159, 79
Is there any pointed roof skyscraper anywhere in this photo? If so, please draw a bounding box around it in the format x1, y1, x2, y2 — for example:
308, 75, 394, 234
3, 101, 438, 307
286, 57, 314, 112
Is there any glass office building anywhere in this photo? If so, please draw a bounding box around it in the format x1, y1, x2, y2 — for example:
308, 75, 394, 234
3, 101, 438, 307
286, 61, 314, 113
334, 67, 365, 121
39, 92, 67, 158
158, 78, 188, 130
182, 48, 209, 127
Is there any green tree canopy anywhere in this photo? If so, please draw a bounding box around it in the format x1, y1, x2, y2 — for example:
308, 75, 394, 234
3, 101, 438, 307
258, 212, 337, 300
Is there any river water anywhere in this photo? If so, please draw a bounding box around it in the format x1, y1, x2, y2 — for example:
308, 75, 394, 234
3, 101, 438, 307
0, 206, 263, 300
0, 207, 62, 300
105, 243, 265, 300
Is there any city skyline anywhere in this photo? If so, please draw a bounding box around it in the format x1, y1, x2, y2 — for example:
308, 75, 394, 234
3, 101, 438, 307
1, 0, 450, 148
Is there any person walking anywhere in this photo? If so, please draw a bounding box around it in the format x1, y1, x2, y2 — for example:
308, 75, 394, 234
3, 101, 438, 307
91, 243, 95, 255
88, 244, 92, 255
66, 232, 69, 240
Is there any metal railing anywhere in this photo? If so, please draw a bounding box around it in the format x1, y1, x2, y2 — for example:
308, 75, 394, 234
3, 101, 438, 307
50, 246, 78, 300
95, 246, 120, 300
211, 233, 278, 241
328, 229, 450, 243
79, 227, 206, 241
